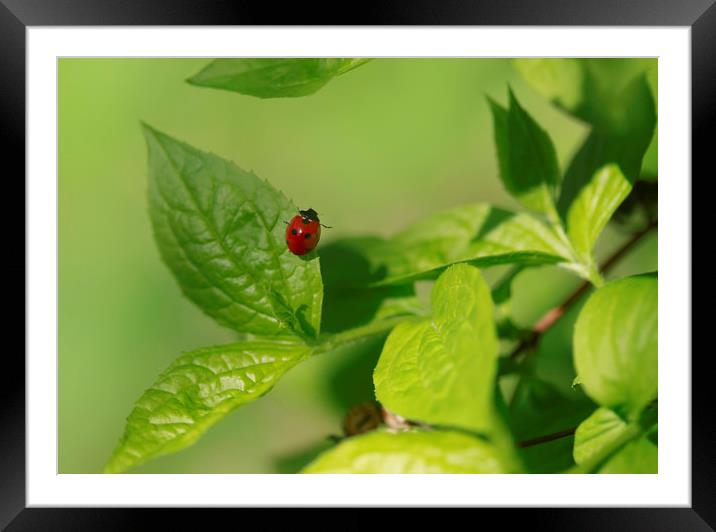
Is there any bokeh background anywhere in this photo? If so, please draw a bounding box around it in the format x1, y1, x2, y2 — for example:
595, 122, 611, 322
58, 58, 657, 473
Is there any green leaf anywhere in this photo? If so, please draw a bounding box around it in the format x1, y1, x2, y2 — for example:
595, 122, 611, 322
488, 91, 560, 215
492, 266, 529, 340
144, 124, 323, 339
573, 407, 629, 465
565, 164, 632, 262
371, 203, 571, 286
318, 237, 423, 334
577, 60, 656, 135
302, 429, 518, 473
520, 437, 578, 474
104, 337, 312, 473
641, 63, 659, 180
373, 264, 499, 433
187, 58, 371, 98
557, 74, 655, 220
516, 59, 657, 201
514, 58, 657, 130
573, 274, 657, 418
573, 407, 657, 473
105, 316, 403, 474
599, 437, 657, 473
509, 376, 595, 473
524, 292, 588, 397
510, 377, 595, 442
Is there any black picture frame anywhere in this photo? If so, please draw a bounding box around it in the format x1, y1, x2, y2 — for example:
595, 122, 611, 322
3, 0, 708, 528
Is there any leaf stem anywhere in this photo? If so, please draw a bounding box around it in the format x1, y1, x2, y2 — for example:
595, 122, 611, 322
509, 220, 657, 359
313, 316, 406, 355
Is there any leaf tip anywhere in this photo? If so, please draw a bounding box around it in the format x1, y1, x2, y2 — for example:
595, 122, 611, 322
507, 86, 521, 109
139, 120, 160, 140
486, 96, 507, 123
140, 122, 175, 151
185, 74, 201, 87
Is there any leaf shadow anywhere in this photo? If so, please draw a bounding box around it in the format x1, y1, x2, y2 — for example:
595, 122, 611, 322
557, 75, 655, 220
317, 237, 414, 413
472, 206, 515, 241
318, 237, 410, 334
273, 440, 335, 474
324, 335, 386, 413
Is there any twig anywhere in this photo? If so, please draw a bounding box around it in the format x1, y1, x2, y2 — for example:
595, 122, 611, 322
518, 427, 577, 448
509, 220, 658, 359
600, 220, 658, 273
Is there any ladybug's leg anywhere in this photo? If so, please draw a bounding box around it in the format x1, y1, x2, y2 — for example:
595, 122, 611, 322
326, 434, 344, 444
320, 223, 333, 229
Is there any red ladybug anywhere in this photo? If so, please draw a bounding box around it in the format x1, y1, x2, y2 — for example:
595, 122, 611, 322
285, 208, 330, 256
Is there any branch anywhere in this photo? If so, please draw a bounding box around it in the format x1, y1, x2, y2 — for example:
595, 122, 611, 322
509, 220, 657, 359
518, 427, 577, 448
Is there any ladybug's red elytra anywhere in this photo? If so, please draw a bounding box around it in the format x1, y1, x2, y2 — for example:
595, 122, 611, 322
284, 208, 330, 256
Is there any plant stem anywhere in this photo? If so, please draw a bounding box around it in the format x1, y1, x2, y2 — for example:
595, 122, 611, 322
313, 316, 406, 355
509, 220, 657, 359
600, 220, 658, 272
518, 427, 577, 448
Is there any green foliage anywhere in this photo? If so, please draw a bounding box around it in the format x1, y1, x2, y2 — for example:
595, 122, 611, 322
144, 124, 323, 339
106, 123, 408, 473
374, 264, 499, 433
507, 299, 596, 473
613, 180, 658, 230
569, 273, 658, 474
573, 274, 658, 419
557, 76, 655, 213
573, 407, 657, 473
104, 338, 311, 473
370, 203, 571, 285
487, 88, 651, 285
515, 58, 656, 206
302, 429, 519, 473
317, 237, 423, 333
104, 316, 403, 474
187, 58, 371, 98
488, 91, 560, 216
514, 58, 656, 133
509, 376, 596, 472
107, 58, 657, 475
598, 436, 657, 474
492, 266, 527, 340
565, 164, 632, 264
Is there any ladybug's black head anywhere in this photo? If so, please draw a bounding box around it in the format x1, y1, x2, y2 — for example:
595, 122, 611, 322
299, 208, 320, 222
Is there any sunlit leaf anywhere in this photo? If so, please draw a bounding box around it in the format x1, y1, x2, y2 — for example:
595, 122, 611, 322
374, 265, 499, 433
303, 429, 519, 473
371, 203, 571, 286
104, 338, 312, 473
144, 124, 323, 339
573, 407, 657, 473
565, 164, 632, 262
573, 274, 657, 419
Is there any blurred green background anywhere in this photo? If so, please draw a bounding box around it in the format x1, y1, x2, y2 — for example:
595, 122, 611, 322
58, 58, 657, 473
